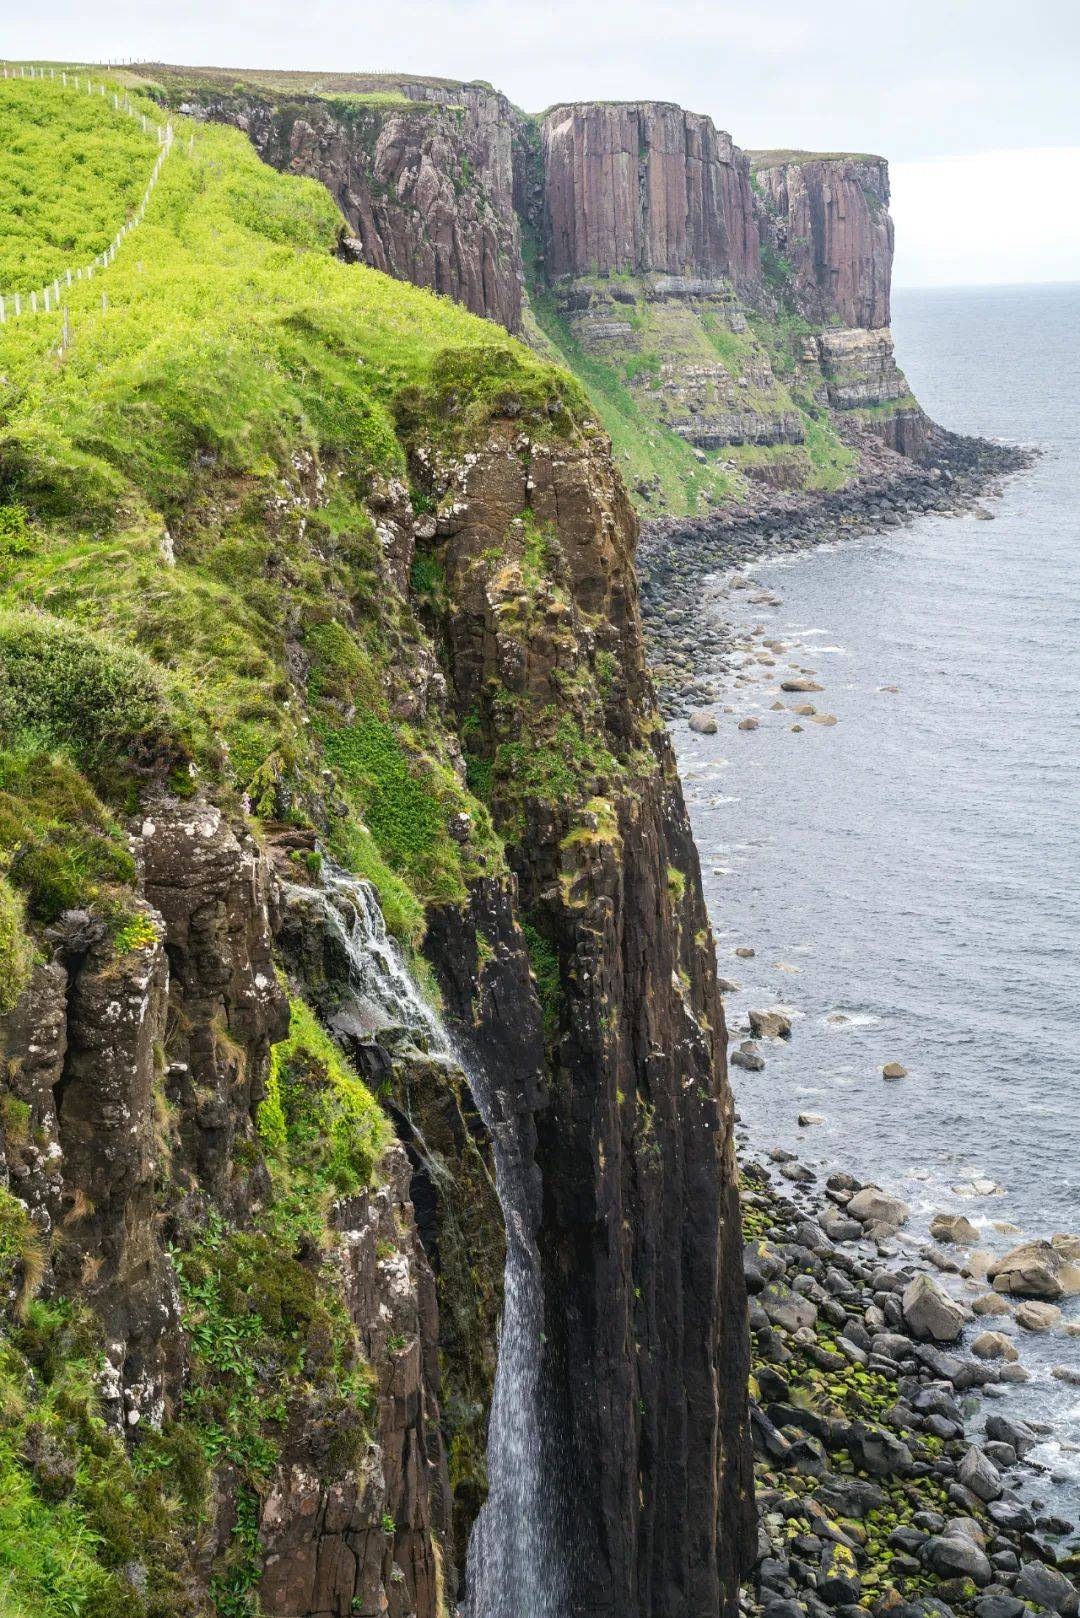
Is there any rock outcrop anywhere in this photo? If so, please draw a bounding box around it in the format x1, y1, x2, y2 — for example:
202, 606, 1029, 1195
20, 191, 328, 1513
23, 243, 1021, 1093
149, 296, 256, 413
169, 75, 525, 331
418, 427, 756, 1615
540, 101, 760, 286
751, 152, 893, 329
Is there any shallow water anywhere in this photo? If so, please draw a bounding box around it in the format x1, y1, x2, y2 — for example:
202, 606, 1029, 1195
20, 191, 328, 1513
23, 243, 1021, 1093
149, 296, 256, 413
675, 284, 1080, 1514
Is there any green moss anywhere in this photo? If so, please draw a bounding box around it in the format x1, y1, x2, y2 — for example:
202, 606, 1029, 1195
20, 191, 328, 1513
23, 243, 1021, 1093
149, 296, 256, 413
261, 996, 391, 1198
321, 716, 470, 905
521, 922, 560, 1039
0, 875, 32, 1014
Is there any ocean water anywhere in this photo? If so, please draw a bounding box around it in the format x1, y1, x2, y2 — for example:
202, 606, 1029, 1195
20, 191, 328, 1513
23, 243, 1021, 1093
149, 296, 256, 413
675, 283, 1080, 1515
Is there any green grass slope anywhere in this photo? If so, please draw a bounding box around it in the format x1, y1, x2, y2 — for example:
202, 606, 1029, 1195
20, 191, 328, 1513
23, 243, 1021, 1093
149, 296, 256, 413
0, 70, 581, 980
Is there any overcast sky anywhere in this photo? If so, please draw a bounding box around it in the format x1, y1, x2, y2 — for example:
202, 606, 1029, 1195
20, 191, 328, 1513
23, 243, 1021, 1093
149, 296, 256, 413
8, 0, 1080, 285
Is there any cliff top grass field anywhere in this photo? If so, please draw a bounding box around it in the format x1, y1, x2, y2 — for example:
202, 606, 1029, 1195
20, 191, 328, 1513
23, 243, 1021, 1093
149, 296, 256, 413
0, 69, 585, 996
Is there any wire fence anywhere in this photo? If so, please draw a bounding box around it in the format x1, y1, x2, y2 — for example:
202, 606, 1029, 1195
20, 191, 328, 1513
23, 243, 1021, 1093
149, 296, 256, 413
0, 62, 175, 325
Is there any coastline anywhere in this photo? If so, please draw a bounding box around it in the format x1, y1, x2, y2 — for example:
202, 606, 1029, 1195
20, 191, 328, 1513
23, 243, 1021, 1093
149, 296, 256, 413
639, 426, 1036, 720
649, 425, 1080, 1610
740, 1147, 1080, 1618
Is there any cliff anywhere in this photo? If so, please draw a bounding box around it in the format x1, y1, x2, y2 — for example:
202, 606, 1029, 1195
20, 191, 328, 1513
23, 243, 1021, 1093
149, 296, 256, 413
152, 67, 526, 331
0, 73, 751, 1618
540, 100, 759, 285
143, 69, 933, 515
750, 151, 893, 329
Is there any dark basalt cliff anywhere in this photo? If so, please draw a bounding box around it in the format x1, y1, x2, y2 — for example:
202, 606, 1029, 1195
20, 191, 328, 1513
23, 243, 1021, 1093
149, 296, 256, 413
539, 100, 760, 285
0, 89, 752, 1603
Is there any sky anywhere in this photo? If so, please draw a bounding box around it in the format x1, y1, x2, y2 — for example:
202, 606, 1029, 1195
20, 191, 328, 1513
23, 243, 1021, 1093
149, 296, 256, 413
6, 0, 1080, 286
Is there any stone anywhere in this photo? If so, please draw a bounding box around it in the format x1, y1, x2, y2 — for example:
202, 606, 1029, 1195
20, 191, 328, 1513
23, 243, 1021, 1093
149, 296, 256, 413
974, 1596, 1024, 1618
688, 710, 718, 734
1051, 1364, 1080, 1386
846, 1187, 909, 1228
731, 1042, 765, 1072
957, 1446, 1003, 1502
972, 1292, 1012, 1317
971, 1331, 1018, 1362
780, 678, 824, 692
1014, 1561, 1080, 1617
749, 1008, 792, 1040
762, 1285, 818, 1334
902, 1274, 967, 1343
990, 1239, 1080, 1300
798, 1113, 826, 1127
737, 716, 759, 731
920, 1533, 994, 1586
930, 1213, 980, 1246
1015, 1299, 1061, 1332
735, 946, 756, 959
882, 1062, 908, 1080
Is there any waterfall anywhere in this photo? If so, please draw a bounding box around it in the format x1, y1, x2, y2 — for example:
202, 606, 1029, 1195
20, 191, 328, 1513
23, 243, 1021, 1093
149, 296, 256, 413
284, 863, 564, 1616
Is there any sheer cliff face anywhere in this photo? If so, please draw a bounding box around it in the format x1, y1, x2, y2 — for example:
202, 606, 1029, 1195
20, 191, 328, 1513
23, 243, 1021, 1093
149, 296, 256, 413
417, 427, 755, 1616
173, 82, 525, 331
0, 403, 753, 1616
752, 153, 894, 328
540, 101, 760, 286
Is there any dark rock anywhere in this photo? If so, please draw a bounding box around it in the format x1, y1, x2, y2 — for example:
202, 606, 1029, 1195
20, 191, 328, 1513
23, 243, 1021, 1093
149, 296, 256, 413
1014, 1561, 1080, 1617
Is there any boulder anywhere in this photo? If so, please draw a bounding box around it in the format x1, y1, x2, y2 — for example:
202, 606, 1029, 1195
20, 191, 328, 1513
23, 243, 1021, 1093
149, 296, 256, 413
957, 1446, 1003, 1502
780, 678, 823, 692
731, 1042, 765, 1072
902, 1273, 968, 1343
971, 1331, 1018, 1362
762, 1284, 818, 1334
882, 1061, 908, 1080
931, 1213, 981, 1246
688, 710, 718, 735
737, 716, 759, 732
1015, 1299, 1061, 1332
971, 1292, 1012, 1317
846, 1187, 910, 1229
817, 1543, 861, 1606
920, 1533, 994, 1586
749, 1008, 792, 1039
985, 1414, 1040, 1458
989, 1239, 1080, 1300
1014, 1561, 1080, 1617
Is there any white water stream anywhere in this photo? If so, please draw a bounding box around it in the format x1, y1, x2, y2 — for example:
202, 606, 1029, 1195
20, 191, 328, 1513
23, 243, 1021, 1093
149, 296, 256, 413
287, 864, 564, 1615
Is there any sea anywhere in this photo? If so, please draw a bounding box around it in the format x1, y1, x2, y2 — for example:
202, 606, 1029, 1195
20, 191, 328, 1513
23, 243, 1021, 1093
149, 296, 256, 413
674, 283, 1080, 1518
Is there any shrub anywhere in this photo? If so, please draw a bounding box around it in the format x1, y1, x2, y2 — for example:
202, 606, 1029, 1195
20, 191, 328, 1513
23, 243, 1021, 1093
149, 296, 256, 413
0, 612, 186, 778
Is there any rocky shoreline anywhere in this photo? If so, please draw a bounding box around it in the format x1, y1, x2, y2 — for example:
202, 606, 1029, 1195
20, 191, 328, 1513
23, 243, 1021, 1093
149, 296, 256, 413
738, 1149, 1080, 1618
639, 426, 1036, 718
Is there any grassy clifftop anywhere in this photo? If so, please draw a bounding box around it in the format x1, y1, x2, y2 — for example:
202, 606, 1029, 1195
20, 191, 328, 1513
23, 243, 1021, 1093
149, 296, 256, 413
0, 71, 585, 976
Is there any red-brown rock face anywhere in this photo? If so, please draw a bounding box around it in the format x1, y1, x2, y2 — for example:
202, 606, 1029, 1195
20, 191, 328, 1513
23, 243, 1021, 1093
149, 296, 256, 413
540, 102, 760, 286
753, 154, 893, 328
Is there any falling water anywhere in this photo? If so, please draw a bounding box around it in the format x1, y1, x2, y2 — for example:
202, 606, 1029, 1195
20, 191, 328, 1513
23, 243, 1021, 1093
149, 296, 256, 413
285, 863, 564, 1616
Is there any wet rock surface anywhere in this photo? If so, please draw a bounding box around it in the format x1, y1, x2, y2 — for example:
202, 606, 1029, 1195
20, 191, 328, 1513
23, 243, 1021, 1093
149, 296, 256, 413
740, 1158, 1080, 1618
